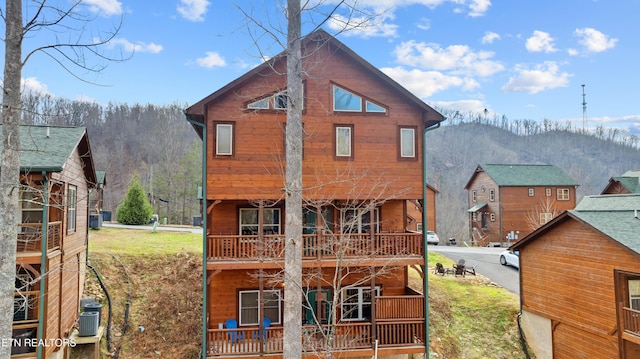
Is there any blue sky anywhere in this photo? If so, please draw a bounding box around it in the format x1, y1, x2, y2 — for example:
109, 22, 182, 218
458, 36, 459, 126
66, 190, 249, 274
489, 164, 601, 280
13, 0, 640, 134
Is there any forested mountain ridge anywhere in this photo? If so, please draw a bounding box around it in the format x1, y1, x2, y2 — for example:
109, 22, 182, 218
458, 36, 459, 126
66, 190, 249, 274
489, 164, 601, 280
428, 120, 640, 241
15, 95, 640, 234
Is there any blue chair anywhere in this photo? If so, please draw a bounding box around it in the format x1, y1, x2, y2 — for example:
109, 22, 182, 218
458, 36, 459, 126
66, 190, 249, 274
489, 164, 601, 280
225, 319, 243, 345
254, 317, 271, 342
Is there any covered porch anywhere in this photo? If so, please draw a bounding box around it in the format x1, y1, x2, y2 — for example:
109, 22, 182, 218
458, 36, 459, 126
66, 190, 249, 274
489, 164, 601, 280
206, 296, 425, 357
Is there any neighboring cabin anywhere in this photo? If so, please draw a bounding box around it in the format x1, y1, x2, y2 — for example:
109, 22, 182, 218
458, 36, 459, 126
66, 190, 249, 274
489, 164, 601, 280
185, 29, 444, 358
406, 184, 438, 233
601, 170, 640, 194
464, 164, 578, 246
512, 194, 640, 359
0, 125, 97, 358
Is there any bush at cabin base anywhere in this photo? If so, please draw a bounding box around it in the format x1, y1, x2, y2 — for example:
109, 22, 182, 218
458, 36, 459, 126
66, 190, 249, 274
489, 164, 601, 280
116, 175, 153, 225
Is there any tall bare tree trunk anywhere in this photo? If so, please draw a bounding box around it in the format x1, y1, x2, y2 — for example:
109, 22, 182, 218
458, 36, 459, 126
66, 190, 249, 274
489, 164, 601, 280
283, 0, 303, 357
0, 0, 23, 355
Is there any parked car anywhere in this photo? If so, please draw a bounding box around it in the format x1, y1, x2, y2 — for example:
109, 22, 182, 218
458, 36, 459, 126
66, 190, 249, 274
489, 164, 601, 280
499, 250, 519, 268
426, 231, 440, 245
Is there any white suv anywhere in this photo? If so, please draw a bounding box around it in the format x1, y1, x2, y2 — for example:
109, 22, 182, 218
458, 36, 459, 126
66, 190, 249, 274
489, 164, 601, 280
426, 231, 440, 245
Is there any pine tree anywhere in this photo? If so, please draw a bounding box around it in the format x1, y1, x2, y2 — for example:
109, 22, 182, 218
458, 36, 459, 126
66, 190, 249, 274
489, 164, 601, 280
117, 174, 154, 225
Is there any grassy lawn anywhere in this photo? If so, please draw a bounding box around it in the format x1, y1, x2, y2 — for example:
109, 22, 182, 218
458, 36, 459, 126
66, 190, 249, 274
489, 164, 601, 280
88, 227, 202, 255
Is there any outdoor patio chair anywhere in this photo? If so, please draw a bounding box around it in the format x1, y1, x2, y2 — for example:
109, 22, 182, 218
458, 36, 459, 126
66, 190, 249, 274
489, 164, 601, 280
225, 318, 244, 345
465, 264, 478, 276
433, 263, 446, 275
253, 317, 271, 341
454, 263, 466, 277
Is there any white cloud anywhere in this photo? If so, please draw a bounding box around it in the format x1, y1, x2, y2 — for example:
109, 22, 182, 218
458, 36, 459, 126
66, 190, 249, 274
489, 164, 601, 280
567, 48, 579, 56
327, 14, 398, 38
481, 31, 500, 44
21, 77, 52, 96
393, 41, 504, 77
416, 18, 431, 31
381, 66, 479, 98
194, 52, 226, 69
177, 0, 210, 22
525, 30, 557, 53
84, 0, 122, 16
501, 61, 572, 94
574, 27, 617, 53
468, 0, 491, 17
107, 38, 163, 54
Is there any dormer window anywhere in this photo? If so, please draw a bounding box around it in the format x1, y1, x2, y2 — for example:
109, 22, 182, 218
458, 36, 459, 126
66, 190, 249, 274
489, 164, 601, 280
333, 85, 387, 114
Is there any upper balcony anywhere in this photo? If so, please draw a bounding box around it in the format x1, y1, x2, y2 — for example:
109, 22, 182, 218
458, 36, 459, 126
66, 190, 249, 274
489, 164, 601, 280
206, 232, 424, 268
622, 306, 640, 345
17, 222, 62, 254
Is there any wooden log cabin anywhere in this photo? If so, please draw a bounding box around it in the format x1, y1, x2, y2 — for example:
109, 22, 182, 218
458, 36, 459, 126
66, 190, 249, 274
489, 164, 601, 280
464, 164, 578, 246
1, 125, 97, 358
511, 194, 640, 359
184, 29, 444, 358
601, 170, 640, 194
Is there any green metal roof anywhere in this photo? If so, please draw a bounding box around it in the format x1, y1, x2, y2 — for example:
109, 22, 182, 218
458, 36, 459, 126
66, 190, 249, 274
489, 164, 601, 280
569, 211, 640, 254
611, 176, 640, 193
0, 125, 93, 176
478, 164, 578, 187
467, 202, 488, 212
575, 194, 640, 211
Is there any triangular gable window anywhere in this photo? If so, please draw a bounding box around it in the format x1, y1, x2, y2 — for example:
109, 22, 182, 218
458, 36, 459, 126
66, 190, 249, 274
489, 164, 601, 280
333, 85, 387, 114
246, 88, 303, 111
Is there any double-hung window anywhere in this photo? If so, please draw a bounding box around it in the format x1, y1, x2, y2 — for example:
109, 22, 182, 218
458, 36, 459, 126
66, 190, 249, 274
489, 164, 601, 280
399, 127, 416, 158
215, 123, 233, 156
67, 185, 77, 233
629, 279, 640, 310
539, 212, 553, 224
341, 286, 380, 321
239, 208, 281, 235
20, 188, 43, 224
557, 188, 570, 201
239, 290, 281, 326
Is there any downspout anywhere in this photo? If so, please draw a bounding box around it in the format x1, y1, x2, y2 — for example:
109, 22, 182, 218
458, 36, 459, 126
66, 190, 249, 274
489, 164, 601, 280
184, 112, 208, 359
37, 172, 49, 359
422, 121, 441, 359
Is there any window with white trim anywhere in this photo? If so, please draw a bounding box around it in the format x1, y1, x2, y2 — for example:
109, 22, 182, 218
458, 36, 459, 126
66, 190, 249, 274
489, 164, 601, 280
400, 127, 416, 158
489, 189, 495, 202
239, 290, 281, 326
557, 188, 570, 201
528, 188, 534, 197
335, 126, 352, 157
629, 279, 640, 310
333, 85, 387, 114
539, 212, 553, 224
20, 187, 43, 223
472, 190, 477, 203
341, 286, 380, 321
340, 208, 379, 234
490, 213, 496, 221
216, 124, 233, 155
239, 208, 281, 235
67, 185, 77, 233
546, 188, 552, 197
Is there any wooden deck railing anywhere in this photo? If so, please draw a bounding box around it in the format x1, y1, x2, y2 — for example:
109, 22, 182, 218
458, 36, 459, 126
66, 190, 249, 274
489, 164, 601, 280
623, 307, 640, 336
17, 222, 62, 253
207, 232, 423, 261
375, 295, 424, 320
206, 320, 422, 357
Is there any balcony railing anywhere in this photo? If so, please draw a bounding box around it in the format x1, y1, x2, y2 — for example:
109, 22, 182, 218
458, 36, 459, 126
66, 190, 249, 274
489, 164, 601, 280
623, 307, 640, 337
206, 321, 423, 357
206, 295, 424, 357
17, 222, 62, 253
207, 232, 423, 261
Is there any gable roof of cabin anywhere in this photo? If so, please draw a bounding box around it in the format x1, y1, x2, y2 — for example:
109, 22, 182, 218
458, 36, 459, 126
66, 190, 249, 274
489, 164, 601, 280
185, 29, 444, 138
604, 175, 640, 194
0, 125, 97, 186
512, 193, 640, 255
465, 164, 579, 189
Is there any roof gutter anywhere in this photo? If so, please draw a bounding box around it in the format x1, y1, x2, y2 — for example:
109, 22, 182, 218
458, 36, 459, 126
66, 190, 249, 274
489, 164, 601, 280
37, 171, 49, 359
184, 110, 208, 359
422, 120, 441, 358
